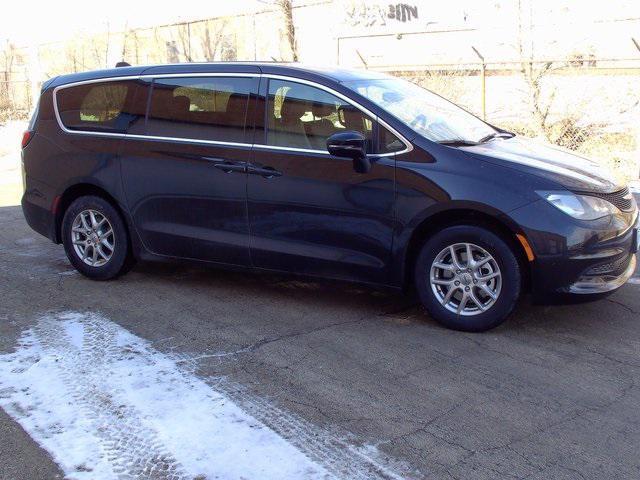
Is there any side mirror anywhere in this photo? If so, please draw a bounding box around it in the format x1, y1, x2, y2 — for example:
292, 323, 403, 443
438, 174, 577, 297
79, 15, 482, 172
326, 131, 371, 174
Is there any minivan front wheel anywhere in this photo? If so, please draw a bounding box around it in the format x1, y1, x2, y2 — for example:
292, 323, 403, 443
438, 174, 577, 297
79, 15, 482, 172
62, 196, 132, 280
415, 225, 521, 332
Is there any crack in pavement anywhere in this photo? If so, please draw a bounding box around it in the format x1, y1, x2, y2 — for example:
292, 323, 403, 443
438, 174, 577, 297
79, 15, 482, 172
180, 316, 370, 361
605, 297, 640, 315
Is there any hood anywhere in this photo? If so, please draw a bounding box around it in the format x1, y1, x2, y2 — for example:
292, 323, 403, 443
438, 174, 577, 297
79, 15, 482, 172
460, 136, 626, 194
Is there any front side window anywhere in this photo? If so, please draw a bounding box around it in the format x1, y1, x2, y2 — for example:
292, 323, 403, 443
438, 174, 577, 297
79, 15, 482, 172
57, 81, 137, 133
146, 77, 254, 142
344, 77, 496, 144
266, 79, 373, 151
379, 124, 406, 154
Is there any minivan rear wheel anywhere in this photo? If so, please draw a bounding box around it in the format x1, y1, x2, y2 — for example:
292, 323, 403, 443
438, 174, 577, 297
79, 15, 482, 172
62, 196, 133, 280
415, 225, 521, 332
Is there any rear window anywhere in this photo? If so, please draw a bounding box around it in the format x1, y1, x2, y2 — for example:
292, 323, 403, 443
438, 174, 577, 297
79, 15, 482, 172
27, 100, 40, 131
146, 77, 254, 143
56, 80, 140, 133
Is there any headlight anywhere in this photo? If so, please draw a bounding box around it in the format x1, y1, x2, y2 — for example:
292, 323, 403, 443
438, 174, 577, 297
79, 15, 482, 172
537, 191, 620, 220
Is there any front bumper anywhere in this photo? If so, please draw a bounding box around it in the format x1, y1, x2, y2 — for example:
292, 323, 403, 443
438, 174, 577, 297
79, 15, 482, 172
508, 199, 638, 300
565, 253, 636, 294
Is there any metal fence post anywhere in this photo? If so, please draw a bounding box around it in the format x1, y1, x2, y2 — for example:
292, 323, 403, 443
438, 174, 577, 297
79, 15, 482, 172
633, 38, 640, 179
471, 46, 486, 120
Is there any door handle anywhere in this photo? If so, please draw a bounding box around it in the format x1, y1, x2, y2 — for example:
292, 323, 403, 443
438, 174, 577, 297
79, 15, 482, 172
213, 163, 246, 174
201, 157, 246, 174
247, 165, 282, 178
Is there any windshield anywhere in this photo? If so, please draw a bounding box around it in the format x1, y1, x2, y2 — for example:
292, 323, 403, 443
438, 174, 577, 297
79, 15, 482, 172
343, 77, 497, 144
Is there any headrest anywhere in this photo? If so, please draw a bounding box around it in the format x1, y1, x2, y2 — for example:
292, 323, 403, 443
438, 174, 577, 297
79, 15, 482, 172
171, 95, 191, 114
149, 87, 174, 119
311, 102, 334, 118
225, 94, 246, 114
280, 88, 310, 123
338, 105, 364, 129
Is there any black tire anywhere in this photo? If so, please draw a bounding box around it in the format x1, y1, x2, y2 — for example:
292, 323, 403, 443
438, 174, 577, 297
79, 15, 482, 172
414, 225, 521, 332
62, 195, 133, 280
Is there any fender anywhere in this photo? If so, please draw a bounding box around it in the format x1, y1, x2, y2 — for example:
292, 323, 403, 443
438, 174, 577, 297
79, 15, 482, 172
390, 199, 527, 288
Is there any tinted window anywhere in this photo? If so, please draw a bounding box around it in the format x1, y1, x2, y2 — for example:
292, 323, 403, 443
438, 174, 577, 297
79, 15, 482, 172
57, 80, 140, 133
379, 125, 406, 153
146, 77, 253, 142
345, 77, 496, 144
266, 79, 373, 151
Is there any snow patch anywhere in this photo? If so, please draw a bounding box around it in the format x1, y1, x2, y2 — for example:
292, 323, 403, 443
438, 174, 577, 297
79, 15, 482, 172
0, 312, 333, 479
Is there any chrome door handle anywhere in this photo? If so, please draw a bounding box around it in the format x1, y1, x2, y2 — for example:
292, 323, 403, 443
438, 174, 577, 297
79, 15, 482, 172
247, 165, 282, 178
201, 157, 246, 174
213, 162, 246, 174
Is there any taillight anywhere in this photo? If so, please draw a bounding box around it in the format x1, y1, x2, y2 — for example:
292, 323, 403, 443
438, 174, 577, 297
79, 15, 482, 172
21, 131, 33, 149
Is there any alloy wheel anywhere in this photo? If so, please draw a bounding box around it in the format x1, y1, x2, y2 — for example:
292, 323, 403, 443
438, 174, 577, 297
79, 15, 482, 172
71, 209, 115, 267
429, 242, 502, 316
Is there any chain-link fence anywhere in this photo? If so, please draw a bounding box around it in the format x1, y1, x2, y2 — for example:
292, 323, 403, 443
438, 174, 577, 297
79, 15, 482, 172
1, 13, 638, 181
0, 78, 32, 122
391, 61, 639, 180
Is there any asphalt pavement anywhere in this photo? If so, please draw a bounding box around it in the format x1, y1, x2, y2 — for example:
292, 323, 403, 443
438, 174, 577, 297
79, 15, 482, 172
1, 203, 639, 479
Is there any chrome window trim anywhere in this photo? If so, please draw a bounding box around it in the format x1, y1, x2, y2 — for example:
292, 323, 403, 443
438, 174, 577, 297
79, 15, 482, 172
253, 144, 331, 155
52, 72, 413, 157
123, 133, 253, 149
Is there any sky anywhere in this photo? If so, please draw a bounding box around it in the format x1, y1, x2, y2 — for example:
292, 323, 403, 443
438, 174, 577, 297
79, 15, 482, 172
2, 0, 638, 49
0, 0, 263, 46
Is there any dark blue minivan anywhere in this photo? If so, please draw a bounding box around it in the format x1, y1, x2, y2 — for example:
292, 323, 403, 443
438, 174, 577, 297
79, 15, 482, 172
21, 63, 638, 331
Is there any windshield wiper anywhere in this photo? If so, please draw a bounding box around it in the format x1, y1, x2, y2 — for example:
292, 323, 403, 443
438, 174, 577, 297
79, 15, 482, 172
437, 131, 515, 146
437, 139, 480, 146
477, 131, 515, 143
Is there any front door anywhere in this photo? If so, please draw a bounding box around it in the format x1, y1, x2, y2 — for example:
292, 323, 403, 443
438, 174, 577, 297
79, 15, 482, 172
120, 75, 258, 265
247, 78, 398, 284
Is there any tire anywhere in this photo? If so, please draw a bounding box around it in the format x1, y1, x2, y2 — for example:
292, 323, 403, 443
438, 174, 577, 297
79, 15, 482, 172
62, 195, 133, 280
414, 225, 521, 332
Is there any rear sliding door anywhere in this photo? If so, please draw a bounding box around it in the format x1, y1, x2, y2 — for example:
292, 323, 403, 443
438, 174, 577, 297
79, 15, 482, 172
119, 74, 259, 265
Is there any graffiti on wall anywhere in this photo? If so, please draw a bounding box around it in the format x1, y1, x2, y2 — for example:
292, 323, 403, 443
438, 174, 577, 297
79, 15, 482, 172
345, 2, 420, 27
388, 4, 419, 22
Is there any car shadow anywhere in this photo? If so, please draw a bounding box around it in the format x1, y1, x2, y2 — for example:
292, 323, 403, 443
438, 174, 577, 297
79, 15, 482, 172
134, 253, 640, 339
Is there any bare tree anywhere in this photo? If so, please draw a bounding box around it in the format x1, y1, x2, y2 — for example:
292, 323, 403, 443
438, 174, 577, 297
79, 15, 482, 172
518, 59, 556, 139
278, 0, 298, 61
200, 19, 228, 61
176, 24, 193, 62
516, 0, 562, 142
515, 5, 593, 151
0, 42, 17, 115
90, 23, 111, 69
65, 42, 83, 73
122, 25, 140, 65
262, 0, 298, 61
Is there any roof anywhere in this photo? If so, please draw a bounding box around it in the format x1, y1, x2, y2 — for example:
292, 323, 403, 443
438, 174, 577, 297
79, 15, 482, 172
46, 62, 392, 89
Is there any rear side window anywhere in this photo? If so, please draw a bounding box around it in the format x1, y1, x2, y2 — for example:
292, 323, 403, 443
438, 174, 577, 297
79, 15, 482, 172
56, 81, 140, 133
146, 77, 254, 143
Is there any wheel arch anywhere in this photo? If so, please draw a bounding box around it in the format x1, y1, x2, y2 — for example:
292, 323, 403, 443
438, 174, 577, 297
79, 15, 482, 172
400, 207, 532, 292
54, 182, 128, 244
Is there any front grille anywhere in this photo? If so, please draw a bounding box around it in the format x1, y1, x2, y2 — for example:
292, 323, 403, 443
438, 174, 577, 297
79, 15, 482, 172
590, 187, 635, 212
584, 254, 632, 276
